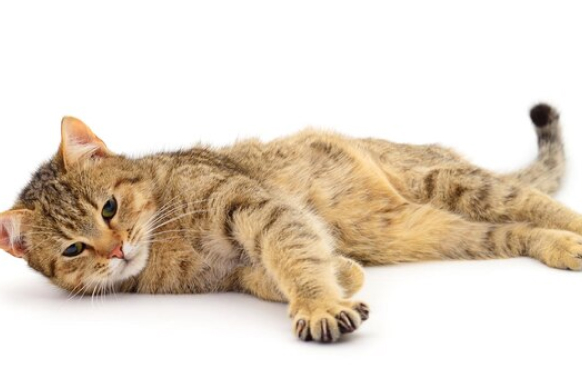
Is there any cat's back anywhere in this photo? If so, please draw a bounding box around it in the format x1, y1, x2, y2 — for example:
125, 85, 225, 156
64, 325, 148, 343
218, 128, 470, 209
221, 128, 373, 177
221, 128, 463, 178
219, 129, 408, 205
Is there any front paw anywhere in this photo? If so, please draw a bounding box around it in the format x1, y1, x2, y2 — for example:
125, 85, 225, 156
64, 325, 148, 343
291, 300, 370, 343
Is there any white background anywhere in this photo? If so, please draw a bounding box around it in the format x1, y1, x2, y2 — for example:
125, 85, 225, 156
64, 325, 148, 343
1, 1, 581, 387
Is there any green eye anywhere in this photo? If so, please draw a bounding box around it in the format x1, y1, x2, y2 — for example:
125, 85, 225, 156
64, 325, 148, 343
63, 242, 85, 257
102, 197, 117, 220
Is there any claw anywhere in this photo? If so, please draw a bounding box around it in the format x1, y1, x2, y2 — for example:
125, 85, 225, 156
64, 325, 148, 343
338, 311, 355, 333
321, 319, 332, 343
355, 303, 370, 321
294, 301, 369, 343
296, 319, 308, 340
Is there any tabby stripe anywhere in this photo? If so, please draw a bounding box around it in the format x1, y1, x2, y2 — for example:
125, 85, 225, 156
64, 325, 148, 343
261, 206, 288, 235
472, 181, 492, 212
310, 141, 343, 162
179, 260, 192, 278
47, 259, 57, 278
203, 178, 230, 200
503, 187, 520, 203
278, 221, 306, 235
424, 170, 439, 199
447, 185, 468, 210
114, 177, 143, 189
483, 226, 497, 253
295, 232, 318, 241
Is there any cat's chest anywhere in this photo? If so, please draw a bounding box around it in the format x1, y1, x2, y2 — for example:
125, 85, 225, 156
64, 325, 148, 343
139, 228, 246, 294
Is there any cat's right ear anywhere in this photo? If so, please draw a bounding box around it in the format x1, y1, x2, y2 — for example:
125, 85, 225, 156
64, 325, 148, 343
0, 210, 32, 258
59, 116, 112, 170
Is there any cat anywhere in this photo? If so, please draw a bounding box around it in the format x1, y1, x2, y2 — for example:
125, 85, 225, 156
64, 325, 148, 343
1, 103, 581, 343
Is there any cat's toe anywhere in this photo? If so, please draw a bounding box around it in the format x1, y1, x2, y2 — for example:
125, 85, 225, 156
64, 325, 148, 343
354, 302, 370, 321
337, 311, 357, 333
293, 312, 341, 343
319, 318, 335, 343
295, 319, 312, 341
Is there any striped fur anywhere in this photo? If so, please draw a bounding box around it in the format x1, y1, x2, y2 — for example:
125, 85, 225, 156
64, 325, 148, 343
1, 103, 581, 343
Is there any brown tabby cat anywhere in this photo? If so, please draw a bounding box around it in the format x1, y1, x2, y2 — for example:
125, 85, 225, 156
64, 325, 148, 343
1, 104, 581, 343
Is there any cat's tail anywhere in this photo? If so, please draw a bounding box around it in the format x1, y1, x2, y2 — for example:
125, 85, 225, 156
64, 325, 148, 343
503, 103, 565, 195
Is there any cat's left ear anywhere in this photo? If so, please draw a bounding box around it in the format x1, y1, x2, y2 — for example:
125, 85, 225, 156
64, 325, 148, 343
60, 116, 112, 170
0, 210, 32, 258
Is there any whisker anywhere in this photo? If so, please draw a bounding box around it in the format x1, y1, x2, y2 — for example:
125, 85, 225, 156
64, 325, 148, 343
145, 199, 205, 226
67, 283, 87, 301
149, 210, 210, 232
148, 228, 201, 237
91, 281, 97, 306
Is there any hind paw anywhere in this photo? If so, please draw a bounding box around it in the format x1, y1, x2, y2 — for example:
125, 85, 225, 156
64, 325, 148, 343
538, 231, 582, 271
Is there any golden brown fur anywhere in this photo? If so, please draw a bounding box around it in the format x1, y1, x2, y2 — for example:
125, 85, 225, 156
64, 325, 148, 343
1, 103, 581, 343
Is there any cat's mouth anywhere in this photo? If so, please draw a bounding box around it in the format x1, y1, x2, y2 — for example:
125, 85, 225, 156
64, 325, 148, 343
108, 241, 149, 281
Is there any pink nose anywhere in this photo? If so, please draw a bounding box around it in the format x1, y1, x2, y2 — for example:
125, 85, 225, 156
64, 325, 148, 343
108, 244, 124, 260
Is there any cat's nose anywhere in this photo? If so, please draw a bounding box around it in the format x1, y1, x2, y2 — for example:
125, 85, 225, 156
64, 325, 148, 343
108, 244, 124, 260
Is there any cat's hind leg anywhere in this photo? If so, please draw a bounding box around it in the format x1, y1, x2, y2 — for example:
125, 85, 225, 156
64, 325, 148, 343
413, 103, 582, 235
344, 203, 582, 270
417, 166, 582, 235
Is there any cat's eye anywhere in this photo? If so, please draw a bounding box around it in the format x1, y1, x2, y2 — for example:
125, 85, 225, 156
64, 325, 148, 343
102, 197, 117, 221
63, 242, 86, 257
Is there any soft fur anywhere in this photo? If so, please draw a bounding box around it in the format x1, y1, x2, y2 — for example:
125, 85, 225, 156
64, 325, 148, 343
1, 104, 581, 343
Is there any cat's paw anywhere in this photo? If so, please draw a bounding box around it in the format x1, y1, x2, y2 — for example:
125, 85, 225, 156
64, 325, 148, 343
538, 231, 582, 270
291, 300, 369, 343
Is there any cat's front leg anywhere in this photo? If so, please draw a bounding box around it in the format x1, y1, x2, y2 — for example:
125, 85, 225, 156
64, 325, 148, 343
238, 202, 370, 342
209, 179, 369, 342
237, 262, 369, 342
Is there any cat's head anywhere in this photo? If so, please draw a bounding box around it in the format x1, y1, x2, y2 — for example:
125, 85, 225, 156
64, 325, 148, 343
0, 118, 157, 293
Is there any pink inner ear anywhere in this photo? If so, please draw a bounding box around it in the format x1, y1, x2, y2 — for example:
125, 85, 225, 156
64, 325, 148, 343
0, 219, 24, 257
61, 117, 110, 166
66, 129, 103, 151
70, 128, 97, 146
0, 224, 10, 247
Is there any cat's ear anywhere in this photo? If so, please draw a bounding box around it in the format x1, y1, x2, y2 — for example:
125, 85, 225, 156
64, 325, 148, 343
60, 116, 112, 170
0, 210, 31, 258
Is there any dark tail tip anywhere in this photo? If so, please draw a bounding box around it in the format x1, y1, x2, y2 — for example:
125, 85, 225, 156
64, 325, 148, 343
530, 103, 559, 128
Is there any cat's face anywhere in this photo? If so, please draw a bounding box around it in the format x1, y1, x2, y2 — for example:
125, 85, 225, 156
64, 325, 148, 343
0, 117, 157, 293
